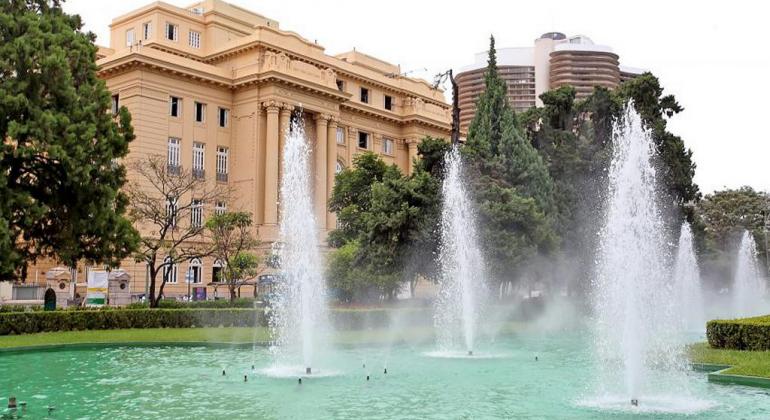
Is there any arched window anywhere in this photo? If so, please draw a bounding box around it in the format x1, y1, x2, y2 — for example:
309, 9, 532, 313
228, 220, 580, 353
188, 258, 202, 284
162, 256, 177, 284
212, 259, 224, 283
336, 160, 344, 174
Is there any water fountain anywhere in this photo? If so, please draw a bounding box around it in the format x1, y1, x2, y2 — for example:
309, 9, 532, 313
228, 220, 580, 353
433, 147, 487, 356
268, 113, 328, 376
592, 104, 690, 409
673, 222, 704, 331
732, 230, 766, 318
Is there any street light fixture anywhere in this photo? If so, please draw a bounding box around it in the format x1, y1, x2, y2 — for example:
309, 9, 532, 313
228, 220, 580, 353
185, 268, 193, 301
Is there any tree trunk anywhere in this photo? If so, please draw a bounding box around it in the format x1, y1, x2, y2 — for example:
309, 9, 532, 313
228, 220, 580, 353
151, 269, 168, 308
229, 283, 237, 302
148, 267, 158, 308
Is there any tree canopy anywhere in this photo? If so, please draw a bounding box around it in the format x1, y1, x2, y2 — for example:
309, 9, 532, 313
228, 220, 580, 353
0, 0, 138, 278
463, 36, 558, 285
696, 187, 769, 285
327, 139, 448, 301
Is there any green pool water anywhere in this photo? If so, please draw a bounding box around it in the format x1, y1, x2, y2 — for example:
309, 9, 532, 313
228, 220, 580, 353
1, 331, 768, 419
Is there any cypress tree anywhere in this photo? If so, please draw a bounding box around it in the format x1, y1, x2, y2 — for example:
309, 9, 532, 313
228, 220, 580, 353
466, 36, 556, 215
463, 36, 558, 284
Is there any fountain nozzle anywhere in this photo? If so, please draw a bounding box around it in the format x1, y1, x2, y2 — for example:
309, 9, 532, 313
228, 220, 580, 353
222, 369, 226, 376
244, 375, 248, 382
298, 378, 302, 385
467, 350, 473, 356
8, 396, 16, 409
631, 398, 639, 407
306, 367, 312, 375
384, 368, 388, 374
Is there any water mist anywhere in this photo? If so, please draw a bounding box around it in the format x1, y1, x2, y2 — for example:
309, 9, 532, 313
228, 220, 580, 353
434, 147, 487, 356
592, 104, 690, 409
673, 223, 704, 332
732, 231, 766, 318
268, 114, 328, 375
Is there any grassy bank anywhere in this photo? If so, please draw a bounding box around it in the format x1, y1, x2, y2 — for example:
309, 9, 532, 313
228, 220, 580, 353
688, 342, 770, 378
0, 325, 443, 350
0, 327, 268, 349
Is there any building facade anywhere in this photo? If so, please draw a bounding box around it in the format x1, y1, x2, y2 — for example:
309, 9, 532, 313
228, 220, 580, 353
456, 32, 644, 132
25, 0, 451, 301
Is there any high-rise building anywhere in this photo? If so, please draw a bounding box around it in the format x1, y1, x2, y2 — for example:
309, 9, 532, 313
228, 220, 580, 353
25, 0, 451, 301
456, 32, 644, 132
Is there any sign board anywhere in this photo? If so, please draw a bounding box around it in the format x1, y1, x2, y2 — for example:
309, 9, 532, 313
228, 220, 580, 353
86, 271, 109, 307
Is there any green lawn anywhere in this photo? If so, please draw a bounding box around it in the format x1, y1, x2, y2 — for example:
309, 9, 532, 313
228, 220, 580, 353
0, 327, 269, 349
0, 325, 443, 350
688, 342, 770, 378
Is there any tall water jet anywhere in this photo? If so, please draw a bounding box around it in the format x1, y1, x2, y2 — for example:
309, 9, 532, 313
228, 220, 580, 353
732, 231, 766, 318
434, 147, 487, 355
593, 104, 682, 405
269, 114, 328, 375
673, 222, 704, 331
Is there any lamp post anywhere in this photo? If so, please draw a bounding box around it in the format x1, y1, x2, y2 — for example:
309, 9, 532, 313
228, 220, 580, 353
185, 268, 193, 301
762, 210, 770, 277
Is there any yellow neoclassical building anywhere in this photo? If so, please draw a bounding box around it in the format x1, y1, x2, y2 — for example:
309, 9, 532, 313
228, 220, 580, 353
24, 0, 450, 301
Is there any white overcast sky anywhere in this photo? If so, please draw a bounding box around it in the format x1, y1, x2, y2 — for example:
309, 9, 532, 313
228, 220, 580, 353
63, 0, 769, 194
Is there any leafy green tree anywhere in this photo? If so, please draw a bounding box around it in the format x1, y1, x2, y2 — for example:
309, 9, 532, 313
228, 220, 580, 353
0, 0, 138, 279
463, 36, 557, 287
519, 86, 612, 295
616, 73, 700, 221
327, 153, 393, 247
327, 140, 447, 301
696, 187, 770, 286
206, 211, 261, 301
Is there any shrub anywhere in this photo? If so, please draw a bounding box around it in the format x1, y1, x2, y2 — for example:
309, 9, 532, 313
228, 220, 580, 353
0, 307, 433, 335
707, 315, 770, 351
0, 309, 266, 335
125, 298, 257, 310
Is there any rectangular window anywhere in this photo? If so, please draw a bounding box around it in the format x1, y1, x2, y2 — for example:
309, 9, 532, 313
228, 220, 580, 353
142, 22, 152, 40
169, 96, 181, 117
190, 199, 203, 228
163, 259, 177, 283
212, 265, 223, 283
336, 79, 344, 92
216, 146, 228, 182
336, 127, 345, 145
189, 262, 202, 284
188, 30, 201, 49
214, 201, 227, 216
360, 87, 369, 103
384, 95, 393, 111
111, 94, 119, 115
166, 198, 178, 228
192, 142, 205, 179
382, 137, 394, 155
167, 137, 181, 173
165, 22, 178, 41
218, 107, 229, 128
194, 101, 205, 123
125, 29, 135, 47
358, 131, 369, 149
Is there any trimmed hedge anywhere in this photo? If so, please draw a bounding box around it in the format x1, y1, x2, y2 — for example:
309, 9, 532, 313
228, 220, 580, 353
0, 307, 431, 335
0, 309, 266, 335
707, 315, 770, 351
125, 298, 259, 309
